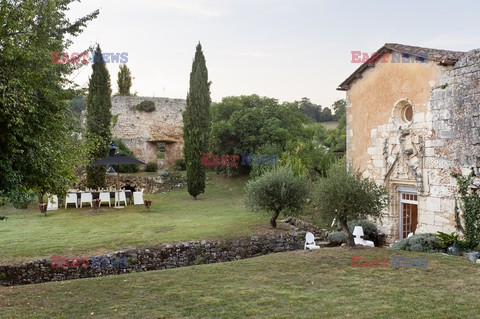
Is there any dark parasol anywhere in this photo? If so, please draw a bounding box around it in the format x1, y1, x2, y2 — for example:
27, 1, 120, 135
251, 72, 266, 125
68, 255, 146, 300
90, 141, 146, 207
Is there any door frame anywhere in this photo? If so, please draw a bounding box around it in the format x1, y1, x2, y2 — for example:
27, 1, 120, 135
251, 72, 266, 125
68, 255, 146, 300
397, 186, 418, 240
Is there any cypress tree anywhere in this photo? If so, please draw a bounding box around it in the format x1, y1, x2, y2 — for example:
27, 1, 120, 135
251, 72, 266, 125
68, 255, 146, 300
117, 64, 132, 96
86, 45, 112, 189
183, 43, 211, 199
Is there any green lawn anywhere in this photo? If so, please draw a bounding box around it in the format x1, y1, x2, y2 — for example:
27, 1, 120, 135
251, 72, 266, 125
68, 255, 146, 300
1, 247, 478, 318
0, 173, 276, 264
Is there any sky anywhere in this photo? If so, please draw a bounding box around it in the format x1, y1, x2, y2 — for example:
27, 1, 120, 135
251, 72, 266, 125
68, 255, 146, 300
66, 0, 480, 109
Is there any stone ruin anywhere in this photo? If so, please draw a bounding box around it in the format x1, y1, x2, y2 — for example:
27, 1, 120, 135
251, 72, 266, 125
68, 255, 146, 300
111, 96, 186, 169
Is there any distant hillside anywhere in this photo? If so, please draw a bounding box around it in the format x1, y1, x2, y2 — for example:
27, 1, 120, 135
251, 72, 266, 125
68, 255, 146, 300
320, 121, 338, 130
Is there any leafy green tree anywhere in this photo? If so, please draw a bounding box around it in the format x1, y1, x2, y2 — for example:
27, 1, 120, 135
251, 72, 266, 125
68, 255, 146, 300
117, 64, 133, 96
210, 95, 310, 174
0, 0, 98, 206
298, 97, 322, 122
245, 167, 309, 228
319, 107, 333, 122
313, 161, 389, 246
332, 99, 347, 121
324, 112, 346, 153
86, 45, 113, 189
183, 43, 211, 199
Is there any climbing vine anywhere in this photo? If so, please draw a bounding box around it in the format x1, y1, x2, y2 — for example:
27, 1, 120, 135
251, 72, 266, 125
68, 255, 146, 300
452, 169, 480, 248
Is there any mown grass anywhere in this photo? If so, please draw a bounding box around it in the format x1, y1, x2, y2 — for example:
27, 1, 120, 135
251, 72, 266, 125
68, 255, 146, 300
1, 247, 478, 318
0, 173, 277, 264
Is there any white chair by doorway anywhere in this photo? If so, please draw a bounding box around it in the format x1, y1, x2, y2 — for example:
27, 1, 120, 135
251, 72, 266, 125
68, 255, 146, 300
99, 192, 111, 207
353, 226, 375, 247
115, 191, 127, 207
80, 192, 93, 208
65, 193, 78, 209
304, 232, 321, 250
133, 189, 144, 205
46, 195, 58, 211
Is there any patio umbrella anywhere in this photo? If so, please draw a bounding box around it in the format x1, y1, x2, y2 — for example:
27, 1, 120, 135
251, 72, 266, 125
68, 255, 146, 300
90, 141, 146, 207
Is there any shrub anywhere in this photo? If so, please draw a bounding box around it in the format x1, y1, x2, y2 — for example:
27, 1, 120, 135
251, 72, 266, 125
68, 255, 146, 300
245, 166, 309, 228
113, 138, 139, 173
146, 162, 158, 172
158, 169, 169, 178
133, 100, 155, 112
328, 231, 345, 245
391, 233, 443, 253
157, 150, 166, 159
174, 158, 186, 171
328, 219, 380, 245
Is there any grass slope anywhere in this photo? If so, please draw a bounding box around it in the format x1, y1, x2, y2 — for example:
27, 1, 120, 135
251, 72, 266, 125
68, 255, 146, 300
0, 173, 275, 264
1, 247, 479, 318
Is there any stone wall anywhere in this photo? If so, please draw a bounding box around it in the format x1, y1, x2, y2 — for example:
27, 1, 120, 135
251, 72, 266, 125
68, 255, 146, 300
0, 233, 307, 287
111, 96, 186, 167
346, 49, 480, 241
74, 173, 186, 194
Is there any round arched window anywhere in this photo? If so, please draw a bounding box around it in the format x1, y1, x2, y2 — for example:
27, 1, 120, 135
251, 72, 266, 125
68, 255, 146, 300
402, 104, 413, 122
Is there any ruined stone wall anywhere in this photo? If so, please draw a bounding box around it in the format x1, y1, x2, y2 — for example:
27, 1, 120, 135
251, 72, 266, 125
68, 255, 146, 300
111, 96, 186, 167
0, 233, 307, 286
346, 50, 480, 241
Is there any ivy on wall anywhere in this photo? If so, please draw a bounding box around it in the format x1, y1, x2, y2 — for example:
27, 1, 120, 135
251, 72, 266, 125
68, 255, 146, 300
452, 169, 480, 248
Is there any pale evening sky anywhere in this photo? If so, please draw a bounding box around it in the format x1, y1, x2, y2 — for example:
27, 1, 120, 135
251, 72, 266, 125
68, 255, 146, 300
66, 0, 480, 109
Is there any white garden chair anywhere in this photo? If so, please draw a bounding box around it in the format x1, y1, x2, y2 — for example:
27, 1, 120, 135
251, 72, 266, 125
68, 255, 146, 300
133, 189, 144, 205
304, 232, 320, 250
99, 192, 111, 207
46, 195, 58, 211
65, 193, 78, 209
115, 190, 127, 207
80, 192, 93, 208
353, 226, 375, 247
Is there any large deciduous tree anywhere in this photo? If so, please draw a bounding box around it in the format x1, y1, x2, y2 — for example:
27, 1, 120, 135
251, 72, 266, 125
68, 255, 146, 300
209, 95, 310, 171
183, 43, 211, 199
0, 0, 98, 206
117, 64, 132, 96
313, 161, 389, 246
85, 45, 112, 189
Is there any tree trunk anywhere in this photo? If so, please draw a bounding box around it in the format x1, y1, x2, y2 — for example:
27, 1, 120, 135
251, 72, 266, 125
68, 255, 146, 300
270, 209, 281, 228
193, 195, 197, 200
340, 218, 355, 247
38, 193, 44, 204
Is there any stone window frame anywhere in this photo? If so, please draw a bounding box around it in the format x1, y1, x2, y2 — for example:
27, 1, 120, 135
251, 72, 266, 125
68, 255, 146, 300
392, 99, 415, 127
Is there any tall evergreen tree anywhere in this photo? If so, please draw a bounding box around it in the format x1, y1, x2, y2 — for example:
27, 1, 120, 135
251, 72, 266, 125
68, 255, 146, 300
117, 64, 133, 96
86, 45, 112, 189
183, 43, 211, 199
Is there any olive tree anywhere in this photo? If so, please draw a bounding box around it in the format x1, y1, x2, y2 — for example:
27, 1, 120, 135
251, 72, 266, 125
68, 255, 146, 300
245, 167, 309, 228
313, 161, 389, 246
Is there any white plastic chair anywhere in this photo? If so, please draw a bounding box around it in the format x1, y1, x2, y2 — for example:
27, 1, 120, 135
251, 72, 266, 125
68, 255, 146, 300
133, 189, 144, 205
353, 226, 375, 247
304, 232, 320, 250
115, 191, 127, 207
65, 193, 78, 209
80, 192, 93, 208
46, 195, 58, 211
99, 192, 111, 207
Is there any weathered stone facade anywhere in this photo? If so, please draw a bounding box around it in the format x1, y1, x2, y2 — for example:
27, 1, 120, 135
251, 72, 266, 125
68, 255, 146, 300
111, 96, 186, 168
338, 44, 480, 242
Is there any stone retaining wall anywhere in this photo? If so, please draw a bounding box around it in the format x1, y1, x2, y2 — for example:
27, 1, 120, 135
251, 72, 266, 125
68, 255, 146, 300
0, 232, 308, 287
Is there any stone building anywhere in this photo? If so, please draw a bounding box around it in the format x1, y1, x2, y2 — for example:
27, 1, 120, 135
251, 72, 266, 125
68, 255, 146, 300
337, 43, 480, 242
111, 96, 186, 168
